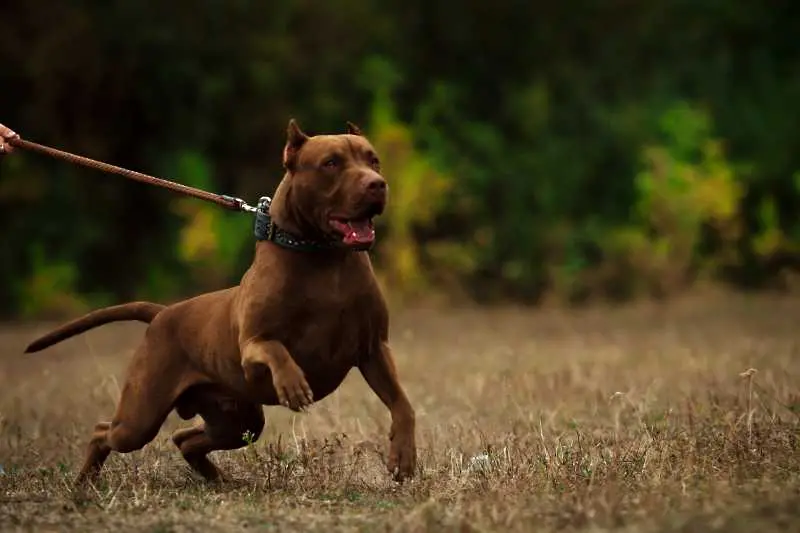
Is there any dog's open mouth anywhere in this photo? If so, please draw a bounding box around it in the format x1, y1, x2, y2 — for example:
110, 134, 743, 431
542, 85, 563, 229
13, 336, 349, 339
329, 217, 376, 247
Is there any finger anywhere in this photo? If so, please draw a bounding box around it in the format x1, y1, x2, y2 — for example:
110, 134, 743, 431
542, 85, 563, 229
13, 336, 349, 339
289, 389, 304, 411
302, 383, 314, 404
300, 387, 313, 406
293, 384, 311, 406
276, 387, 288, 405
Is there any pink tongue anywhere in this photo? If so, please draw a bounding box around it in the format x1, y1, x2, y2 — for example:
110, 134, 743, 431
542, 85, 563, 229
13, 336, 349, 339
342, 220, 374, 244
349, 220, 373, 239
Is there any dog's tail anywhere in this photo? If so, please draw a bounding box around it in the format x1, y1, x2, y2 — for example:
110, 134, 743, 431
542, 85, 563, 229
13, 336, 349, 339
24, 301, 165, 353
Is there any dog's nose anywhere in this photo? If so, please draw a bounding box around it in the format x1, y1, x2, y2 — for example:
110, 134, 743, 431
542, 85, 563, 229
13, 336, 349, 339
366, 176, 387, 192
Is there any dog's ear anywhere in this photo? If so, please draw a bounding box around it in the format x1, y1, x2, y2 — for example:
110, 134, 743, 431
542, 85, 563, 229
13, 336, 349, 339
283, 118, 310, 170
345, 121, 363, 136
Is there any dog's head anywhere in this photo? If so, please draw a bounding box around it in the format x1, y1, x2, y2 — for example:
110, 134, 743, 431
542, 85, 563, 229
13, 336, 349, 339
270, 119, 387, 251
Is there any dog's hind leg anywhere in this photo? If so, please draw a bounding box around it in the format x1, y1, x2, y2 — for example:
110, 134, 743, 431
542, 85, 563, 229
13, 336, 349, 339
171, 391, 265, 482
79, 421, 112, 482
75, 339, 192, 487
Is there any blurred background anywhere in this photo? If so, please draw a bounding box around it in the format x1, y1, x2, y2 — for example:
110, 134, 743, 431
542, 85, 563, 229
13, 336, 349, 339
1, 1, 800, 320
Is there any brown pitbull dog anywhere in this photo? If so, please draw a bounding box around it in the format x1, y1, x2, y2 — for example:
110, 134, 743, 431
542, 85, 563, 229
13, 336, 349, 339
22, 119, 417, 487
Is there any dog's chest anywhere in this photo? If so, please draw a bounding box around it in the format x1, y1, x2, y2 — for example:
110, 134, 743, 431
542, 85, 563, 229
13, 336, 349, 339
280, 285, 383, 370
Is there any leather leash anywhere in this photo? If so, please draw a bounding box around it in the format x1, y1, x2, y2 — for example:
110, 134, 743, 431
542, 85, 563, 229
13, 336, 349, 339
6, 135, 259, 213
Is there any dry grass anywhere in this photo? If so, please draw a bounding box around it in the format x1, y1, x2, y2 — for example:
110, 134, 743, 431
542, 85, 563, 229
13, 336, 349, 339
1, 292, 799, 532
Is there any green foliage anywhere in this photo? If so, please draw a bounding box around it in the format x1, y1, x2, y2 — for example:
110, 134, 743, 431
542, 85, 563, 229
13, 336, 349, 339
367, 69, 460, 299
167, 151, 253, 291
2, 1, 800, 316
600, 103, 744, 297
750, 172, 800, 263
16, 245, 91, 319
133, 150, 253, 301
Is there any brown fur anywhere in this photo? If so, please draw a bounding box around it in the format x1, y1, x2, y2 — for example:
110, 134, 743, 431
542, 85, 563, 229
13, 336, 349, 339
24, 120, 416, 487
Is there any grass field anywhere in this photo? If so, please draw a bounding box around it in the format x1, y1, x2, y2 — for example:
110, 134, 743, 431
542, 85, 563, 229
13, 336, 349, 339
1, 292, 798, 532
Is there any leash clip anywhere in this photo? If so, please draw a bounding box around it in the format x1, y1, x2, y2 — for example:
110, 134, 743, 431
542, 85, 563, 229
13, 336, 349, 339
256, 196, 272, 213
220, 195, 259, 213
257, 197, 277, 241
253, 196, 275, 241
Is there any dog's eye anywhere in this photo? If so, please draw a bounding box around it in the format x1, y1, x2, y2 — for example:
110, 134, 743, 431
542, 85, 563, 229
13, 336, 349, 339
323, 158, 338, 169
370, 156, 381, 170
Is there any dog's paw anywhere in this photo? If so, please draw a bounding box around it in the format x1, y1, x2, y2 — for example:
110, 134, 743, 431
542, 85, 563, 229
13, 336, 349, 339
388, 433, 416, 482
272, 362, 314, 411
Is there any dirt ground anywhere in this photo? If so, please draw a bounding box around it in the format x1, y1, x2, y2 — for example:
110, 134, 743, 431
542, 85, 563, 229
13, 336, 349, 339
1, 292, 798, 532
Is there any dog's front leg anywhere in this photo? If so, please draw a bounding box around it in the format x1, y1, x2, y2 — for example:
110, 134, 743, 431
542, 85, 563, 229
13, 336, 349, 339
240, 339, 314, 411
359, 342, 416, 481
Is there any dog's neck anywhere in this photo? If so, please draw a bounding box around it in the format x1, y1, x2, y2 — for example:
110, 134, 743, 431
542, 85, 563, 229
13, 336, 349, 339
268, 178, 320, 239
253, 179, 343, 253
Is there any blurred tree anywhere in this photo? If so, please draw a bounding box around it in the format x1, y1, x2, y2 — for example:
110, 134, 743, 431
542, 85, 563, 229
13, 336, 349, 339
1, 0, 799, 316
